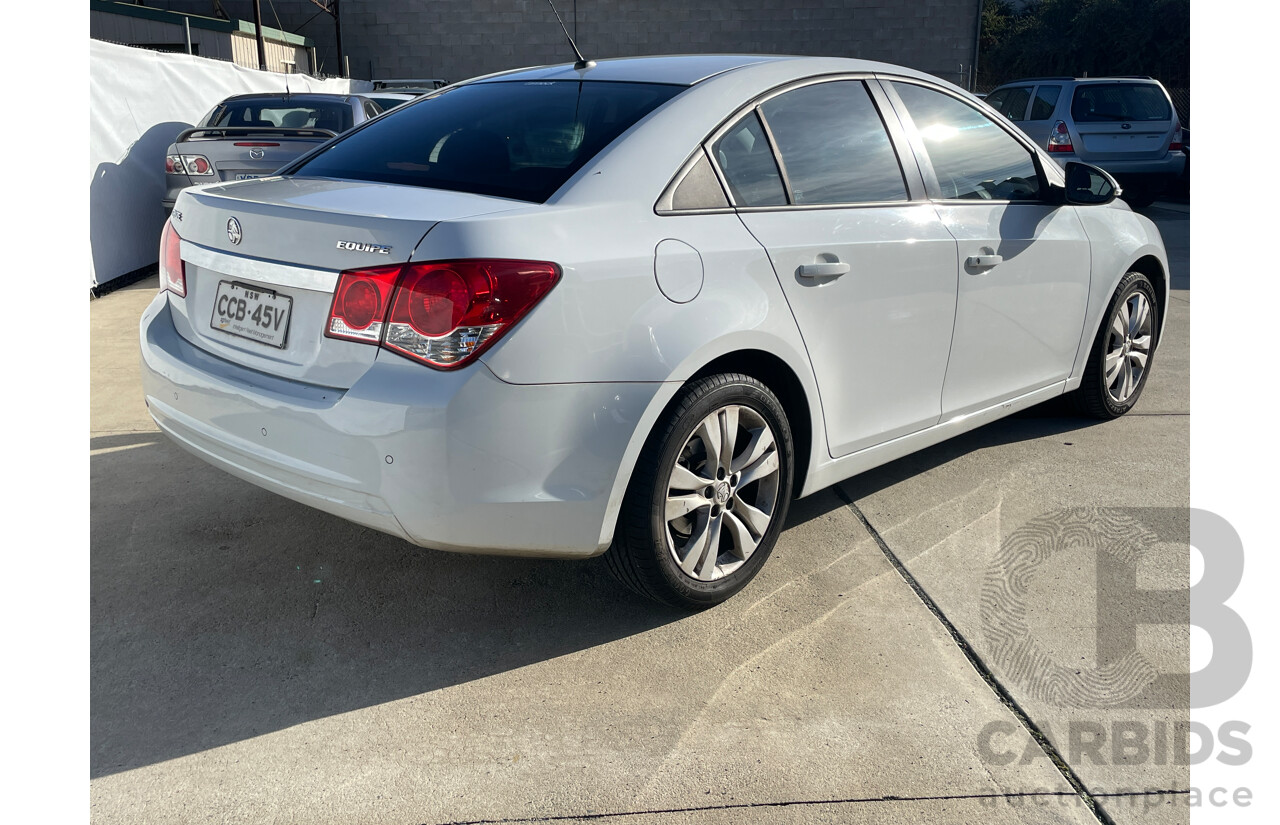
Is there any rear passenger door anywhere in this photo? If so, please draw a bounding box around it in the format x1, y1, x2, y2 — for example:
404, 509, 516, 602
882, 79, 1091, 418
718, 79, 959, 458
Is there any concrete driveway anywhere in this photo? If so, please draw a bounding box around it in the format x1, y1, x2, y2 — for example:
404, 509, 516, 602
91, 204, 1190, 825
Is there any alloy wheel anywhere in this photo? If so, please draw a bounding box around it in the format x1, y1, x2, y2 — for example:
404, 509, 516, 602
1104, 291, 1153, 404
663, 405, 781, 581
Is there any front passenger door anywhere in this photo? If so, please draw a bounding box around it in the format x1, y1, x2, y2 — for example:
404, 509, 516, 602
884, 80, 1092, 419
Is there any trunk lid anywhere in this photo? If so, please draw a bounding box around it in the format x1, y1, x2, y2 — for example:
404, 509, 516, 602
1069, 82, 1177, 162
168, 177, 524, 388
174, 127, 335, 182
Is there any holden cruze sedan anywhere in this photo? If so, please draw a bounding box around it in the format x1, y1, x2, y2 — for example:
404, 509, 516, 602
140, 55, 1168, 608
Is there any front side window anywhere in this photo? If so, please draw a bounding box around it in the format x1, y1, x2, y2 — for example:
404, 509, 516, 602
891, 82, 1041, 202
711, 112, 788, 207
290, 81, 683, 203
758, 81, 907, 205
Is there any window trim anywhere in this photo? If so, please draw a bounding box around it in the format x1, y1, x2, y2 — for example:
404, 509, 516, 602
657, 73, 928, 216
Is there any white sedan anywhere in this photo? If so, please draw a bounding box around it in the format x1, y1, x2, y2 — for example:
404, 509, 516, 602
140, 55, 1167, 607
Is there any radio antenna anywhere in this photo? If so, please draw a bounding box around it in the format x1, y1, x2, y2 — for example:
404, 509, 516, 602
545, 0, 594, 70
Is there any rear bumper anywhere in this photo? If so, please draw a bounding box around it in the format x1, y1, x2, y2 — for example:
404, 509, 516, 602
139, 293, 662, 557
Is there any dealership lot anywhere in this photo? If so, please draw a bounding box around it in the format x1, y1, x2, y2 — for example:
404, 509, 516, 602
91, 205, 1189, 824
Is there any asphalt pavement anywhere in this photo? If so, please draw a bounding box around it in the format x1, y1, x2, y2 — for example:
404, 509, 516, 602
90, 203, 1190, 825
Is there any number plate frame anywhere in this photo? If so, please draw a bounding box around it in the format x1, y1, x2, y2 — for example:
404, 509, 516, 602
210, 280, 293, 349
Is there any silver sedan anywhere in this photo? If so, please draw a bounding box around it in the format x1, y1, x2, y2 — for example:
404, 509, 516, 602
140, 55, 1168, 607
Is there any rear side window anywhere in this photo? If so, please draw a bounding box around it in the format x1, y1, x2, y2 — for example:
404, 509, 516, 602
990, 86, 1031, 121
290, 81, 683, 203
712, 112, 788, 207
1071, 83, 1171, 122
1029, 85, 1061, 120
759, 80, 907, 205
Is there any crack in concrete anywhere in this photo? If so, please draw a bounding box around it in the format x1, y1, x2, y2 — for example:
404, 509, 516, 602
835, 489, 1116, 825
427, 789, 1189, 824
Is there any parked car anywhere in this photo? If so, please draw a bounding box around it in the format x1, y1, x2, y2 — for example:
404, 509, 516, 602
365, 92, 419, 110
372, 77, 449, 95
141, 55, 1168, 608
983, 76, 1185, 207
163, 93, 383, 211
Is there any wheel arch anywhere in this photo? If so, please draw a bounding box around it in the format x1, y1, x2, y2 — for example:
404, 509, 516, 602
686, 350, 815, 492
1126, 254, 1169, 343
594, 345, 823, 552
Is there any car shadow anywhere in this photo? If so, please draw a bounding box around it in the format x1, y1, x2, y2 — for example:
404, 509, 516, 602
90, 433, 684, 778
785, 397, 1102, 530
90, 121, 190, 289
89, 399, 1099, 779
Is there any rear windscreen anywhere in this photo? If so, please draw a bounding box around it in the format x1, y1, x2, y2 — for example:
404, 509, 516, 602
205, 98, 354, 132
1071, 84, 1171, 122
287, 80, 685, 203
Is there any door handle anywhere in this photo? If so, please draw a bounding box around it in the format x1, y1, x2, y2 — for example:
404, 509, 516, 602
966, 254, 1003, 268
798, 261, 850, 278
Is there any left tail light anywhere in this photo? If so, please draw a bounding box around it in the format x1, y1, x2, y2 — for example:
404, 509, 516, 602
166, 154, 213, 176
324, 259, 560, 370
159, 220, 186, 297
1169, 125, 1184, 152
1047, 120, 1074, 153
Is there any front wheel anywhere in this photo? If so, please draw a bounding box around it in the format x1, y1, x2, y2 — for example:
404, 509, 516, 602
606, 373, 794, 608
1074, 271, 1159, 419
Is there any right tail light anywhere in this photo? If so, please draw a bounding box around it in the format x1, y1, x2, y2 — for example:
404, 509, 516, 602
325, 259, 560, 370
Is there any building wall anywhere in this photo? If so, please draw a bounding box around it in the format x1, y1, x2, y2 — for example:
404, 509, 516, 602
229, 31, 313, 74
90, 9, 236, 60
152, 0, 982, 87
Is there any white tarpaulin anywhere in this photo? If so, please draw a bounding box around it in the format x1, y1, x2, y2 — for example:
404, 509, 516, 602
89, 39, 371, 288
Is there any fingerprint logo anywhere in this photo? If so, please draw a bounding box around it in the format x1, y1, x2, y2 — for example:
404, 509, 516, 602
981, 508, 1163, 708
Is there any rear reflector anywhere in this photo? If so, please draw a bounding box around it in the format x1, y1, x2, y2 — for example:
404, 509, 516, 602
325, 259, 560, 369
1047, 120, 1073, 153
159, 220, 186, 297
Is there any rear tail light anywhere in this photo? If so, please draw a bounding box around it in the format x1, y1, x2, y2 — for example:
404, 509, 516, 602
165, 154, 214, 176
1169, 125, 1184, 152
159, 220, 186, 297
324, 259, 560, 369
1047, 120, 1074, 153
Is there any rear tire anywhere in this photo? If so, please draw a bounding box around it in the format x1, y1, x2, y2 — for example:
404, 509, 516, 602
1074, 272, 1159, 419
606, 373, 794, 608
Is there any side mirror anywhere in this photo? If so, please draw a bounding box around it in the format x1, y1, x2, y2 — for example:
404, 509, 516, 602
1063, 161, 1121, 205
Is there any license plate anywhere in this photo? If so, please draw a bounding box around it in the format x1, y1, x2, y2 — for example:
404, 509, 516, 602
210, 281, 292, 348
235, 173, 265, 180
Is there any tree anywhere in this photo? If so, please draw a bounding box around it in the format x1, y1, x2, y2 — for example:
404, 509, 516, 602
979, 0, 1189, 88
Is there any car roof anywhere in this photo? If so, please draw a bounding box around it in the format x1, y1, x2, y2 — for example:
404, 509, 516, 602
995, 76, 1160, 86
217, 92, 360, 103
467, 54, 945, 88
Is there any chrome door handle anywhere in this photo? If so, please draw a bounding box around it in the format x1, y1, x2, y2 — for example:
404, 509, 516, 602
798, 261, 850, 278
966, 254, 1003, 268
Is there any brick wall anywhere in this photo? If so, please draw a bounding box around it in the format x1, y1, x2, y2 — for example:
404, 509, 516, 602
152, 0, 981, 87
